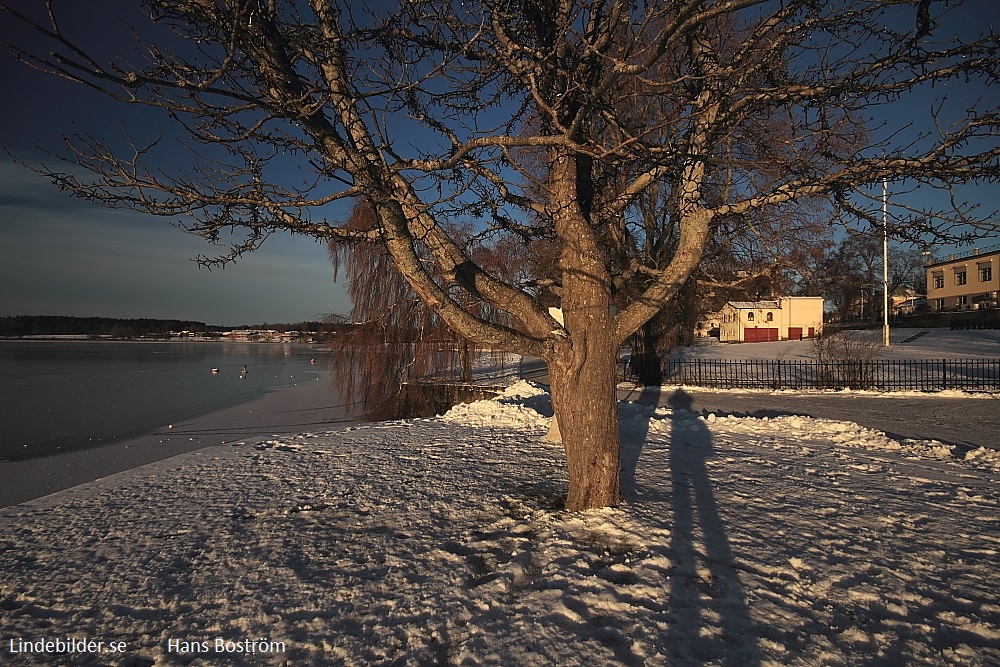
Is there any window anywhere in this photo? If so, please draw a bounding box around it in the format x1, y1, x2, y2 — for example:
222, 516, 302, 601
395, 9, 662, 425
935, 298, 945, 311
956, 271, 967, 286
765, 312, 774, 322
933, 274, 944, 289
746, 312, 754, 321
957, 296, 967, 308
980, 266, 993, 282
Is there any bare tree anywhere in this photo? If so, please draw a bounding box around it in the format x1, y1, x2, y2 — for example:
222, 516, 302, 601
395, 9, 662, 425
3, 1, 998, 509
889, 246, 930, 299
821, 231, 929, 324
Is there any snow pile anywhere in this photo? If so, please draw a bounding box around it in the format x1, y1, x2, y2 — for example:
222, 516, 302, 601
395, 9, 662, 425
499, 378, 548, 400
439, 399, 548, 429
1, 384, 998, 666
960, 445, 1000, 473
441, 379, 552, 428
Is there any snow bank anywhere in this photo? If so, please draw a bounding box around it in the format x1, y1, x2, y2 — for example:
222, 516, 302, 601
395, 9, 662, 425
445, 384, 1000, 474
441, 379, 552, 428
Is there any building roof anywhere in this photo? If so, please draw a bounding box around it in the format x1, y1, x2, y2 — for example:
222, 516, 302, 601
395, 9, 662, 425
727, 301, 780, 310
926, 244, 1000, 268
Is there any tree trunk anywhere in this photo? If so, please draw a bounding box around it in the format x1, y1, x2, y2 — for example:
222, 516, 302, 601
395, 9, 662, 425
631, 320, 663, 386
458, 338, 472, 383
544, 152, 622, 511
548, 339, 621, 511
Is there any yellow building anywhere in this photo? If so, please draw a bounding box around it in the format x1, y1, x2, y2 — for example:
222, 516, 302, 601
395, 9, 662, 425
926, 246, 1000, 312
718, 297, 824, 343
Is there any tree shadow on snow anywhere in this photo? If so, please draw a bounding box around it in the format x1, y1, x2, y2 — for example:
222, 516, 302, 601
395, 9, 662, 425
663, 388, 760, 666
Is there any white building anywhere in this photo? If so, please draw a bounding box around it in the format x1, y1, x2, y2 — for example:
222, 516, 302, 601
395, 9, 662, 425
717, 297, 824, 343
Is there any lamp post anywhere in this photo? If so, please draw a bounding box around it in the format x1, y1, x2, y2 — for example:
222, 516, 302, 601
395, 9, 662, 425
882, 177, 890, 347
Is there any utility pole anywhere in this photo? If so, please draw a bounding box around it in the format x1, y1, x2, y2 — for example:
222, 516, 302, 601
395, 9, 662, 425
882, 177, 890, 347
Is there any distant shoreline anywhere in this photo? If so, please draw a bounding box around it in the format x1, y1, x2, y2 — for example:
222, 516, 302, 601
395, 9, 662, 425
0, 336, 322, 344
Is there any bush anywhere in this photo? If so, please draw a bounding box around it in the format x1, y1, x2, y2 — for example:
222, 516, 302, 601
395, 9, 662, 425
811, 331, 883, 388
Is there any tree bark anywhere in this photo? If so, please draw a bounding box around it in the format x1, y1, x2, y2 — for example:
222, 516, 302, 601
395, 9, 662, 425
545, 153, 622, 511
459, 338, 472, 384
631, 320, 664, 387
548, 340, 621, 511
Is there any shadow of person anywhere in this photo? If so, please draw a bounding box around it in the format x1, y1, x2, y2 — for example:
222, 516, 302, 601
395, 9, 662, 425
665, 388, 759, 665
619, 385, 662, 503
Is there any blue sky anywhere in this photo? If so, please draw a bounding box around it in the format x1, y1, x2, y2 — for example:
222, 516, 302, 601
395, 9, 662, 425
0, 1, 997, 325
0, 157, 346, 325
0, 1, 348, 326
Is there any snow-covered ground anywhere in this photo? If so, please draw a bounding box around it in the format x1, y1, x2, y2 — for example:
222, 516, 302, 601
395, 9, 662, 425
675, 328, 1000, 361
2, 381, 998, 666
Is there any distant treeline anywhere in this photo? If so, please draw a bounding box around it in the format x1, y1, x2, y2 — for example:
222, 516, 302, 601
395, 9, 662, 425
0, 315, 348, 339
0, 315, 222, 338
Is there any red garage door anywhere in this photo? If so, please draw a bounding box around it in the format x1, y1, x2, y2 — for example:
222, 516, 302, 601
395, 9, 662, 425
788, 327, 803, 340
744, 327, 779, 342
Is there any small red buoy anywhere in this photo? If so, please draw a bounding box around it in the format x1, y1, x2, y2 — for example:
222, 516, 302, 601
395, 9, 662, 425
211, 368, 220, 374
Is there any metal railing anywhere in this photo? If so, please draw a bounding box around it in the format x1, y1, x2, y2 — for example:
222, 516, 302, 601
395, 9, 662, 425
623, 358, 1000, 391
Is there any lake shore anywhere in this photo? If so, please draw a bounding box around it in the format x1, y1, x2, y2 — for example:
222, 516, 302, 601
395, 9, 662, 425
0, 377, 361, 508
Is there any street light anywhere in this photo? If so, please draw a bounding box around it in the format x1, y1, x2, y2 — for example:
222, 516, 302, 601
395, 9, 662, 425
882, 177, 890, 347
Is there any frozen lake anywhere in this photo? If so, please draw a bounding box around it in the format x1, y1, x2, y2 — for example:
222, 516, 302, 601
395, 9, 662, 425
0, 341, 327, 460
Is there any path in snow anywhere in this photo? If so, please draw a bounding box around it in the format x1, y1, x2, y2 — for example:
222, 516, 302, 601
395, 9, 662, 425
617, 386, 1000, 453
521, 355, 1000, 452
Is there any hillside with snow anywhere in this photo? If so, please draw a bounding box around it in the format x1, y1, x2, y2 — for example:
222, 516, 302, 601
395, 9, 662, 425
1, 381, 998, 666
673, 328, 1000, 362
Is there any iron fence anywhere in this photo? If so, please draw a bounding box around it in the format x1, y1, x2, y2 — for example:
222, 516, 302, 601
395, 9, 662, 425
623, 358, 1000, 391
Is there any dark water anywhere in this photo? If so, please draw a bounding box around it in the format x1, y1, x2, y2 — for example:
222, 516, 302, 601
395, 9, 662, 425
0, 341, 326, 460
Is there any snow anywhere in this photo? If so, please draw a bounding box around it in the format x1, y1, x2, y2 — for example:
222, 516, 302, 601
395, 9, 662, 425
675, 328, 1000, 362
2, 380, 998, 666
628, 383, 999, 400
